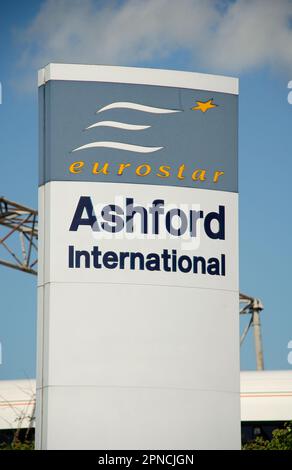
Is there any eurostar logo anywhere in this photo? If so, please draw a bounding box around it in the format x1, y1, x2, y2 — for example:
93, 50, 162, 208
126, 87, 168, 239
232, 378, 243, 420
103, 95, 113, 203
68, 95, 225, 186
191, 99, 218, 113
72, 101, 180, 154
72, 98, 219, 154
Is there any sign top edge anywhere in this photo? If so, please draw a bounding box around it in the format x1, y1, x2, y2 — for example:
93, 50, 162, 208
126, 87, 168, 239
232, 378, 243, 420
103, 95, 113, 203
37, 63, 239, 95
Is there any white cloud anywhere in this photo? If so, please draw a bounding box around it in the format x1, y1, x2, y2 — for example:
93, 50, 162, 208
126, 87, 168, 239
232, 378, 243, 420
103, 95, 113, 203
204, 0, 292, 73
14, 0, 292, 89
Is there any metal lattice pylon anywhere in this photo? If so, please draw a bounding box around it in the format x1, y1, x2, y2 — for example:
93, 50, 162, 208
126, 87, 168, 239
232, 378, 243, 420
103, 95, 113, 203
0, 197, 38, 275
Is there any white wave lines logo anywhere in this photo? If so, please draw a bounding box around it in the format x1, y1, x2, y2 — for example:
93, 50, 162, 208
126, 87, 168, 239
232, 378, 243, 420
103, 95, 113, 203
72, 101, 181, 154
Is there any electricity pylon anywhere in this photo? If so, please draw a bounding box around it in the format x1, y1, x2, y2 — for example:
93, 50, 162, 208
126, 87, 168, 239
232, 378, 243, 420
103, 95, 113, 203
240, 292, 264, 370
0, 197, 38, 275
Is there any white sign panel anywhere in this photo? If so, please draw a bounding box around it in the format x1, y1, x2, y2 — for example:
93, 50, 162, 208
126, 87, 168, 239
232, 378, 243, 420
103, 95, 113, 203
37, 64, 240, 449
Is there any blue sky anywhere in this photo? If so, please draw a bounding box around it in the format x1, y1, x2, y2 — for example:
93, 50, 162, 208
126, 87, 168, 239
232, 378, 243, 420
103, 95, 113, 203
0, 0, 292, 379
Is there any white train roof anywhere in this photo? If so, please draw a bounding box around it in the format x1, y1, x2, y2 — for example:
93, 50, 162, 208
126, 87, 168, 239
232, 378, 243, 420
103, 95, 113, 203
0, 379, 35, 431
240, 370, 292, 422
0, 371, 292, 430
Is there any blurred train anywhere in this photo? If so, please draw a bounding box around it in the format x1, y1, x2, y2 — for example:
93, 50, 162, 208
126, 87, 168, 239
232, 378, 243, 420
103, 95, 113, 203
0, 370, 292, 445
240, 370, 292, 443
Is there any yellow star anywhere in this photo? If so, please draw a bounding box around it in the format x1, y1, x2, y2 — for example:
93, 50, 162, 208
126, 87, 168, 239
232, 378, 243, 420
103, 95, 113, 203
192, 99, 218, 113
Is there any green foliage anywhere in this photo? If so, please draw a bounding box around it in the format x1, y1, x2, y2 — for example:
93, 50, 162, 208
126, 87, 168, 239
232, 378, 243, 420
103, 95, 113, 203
243, 422, 292, 450
243, 436, 270, 450
0, 439, 34, 450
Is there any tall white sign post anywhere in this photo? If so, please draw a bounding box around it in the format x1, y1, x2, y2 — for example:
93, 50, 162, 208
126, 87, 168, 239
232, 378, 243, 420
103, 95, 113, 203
37, 64, 240, 449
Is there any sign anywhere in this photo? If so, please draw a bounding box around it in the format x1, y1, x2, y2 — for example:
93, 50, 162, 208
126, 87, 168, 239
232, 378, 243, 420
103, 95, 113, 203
37, 64, 240, 449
